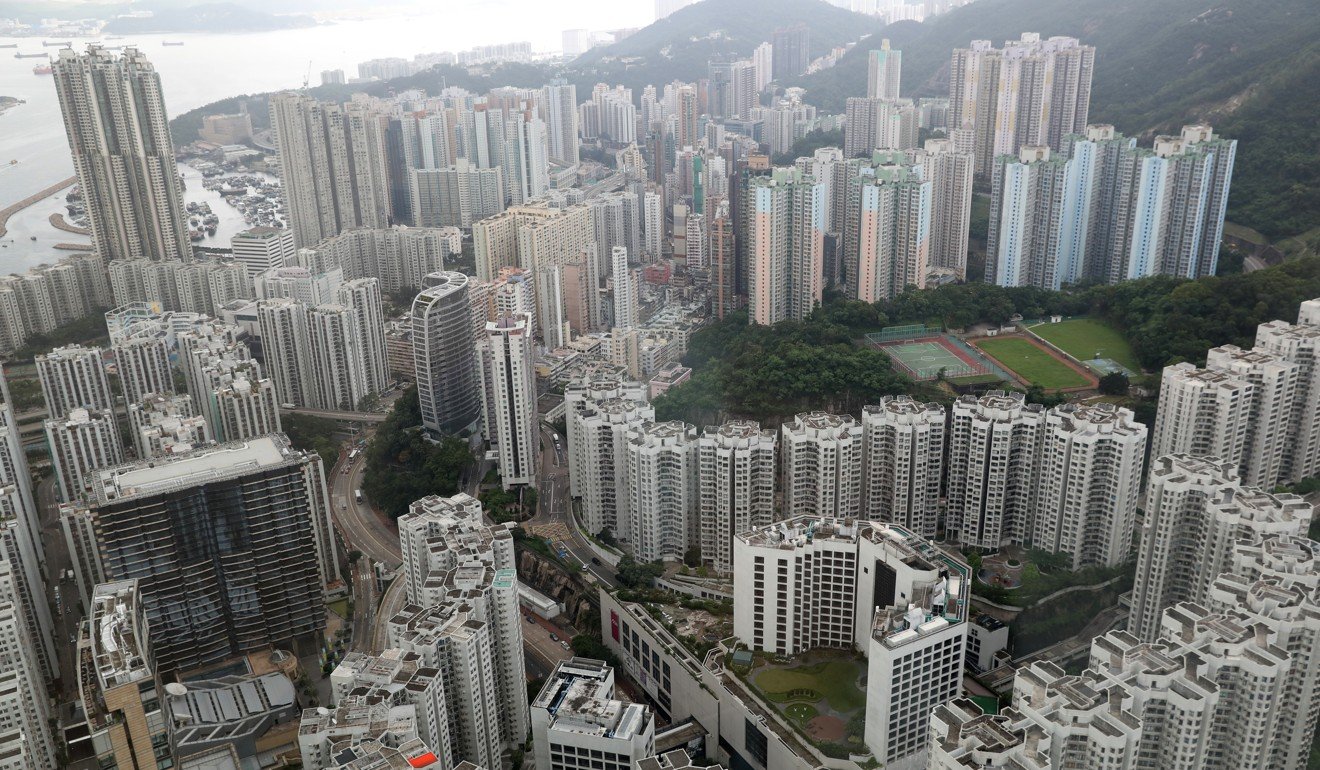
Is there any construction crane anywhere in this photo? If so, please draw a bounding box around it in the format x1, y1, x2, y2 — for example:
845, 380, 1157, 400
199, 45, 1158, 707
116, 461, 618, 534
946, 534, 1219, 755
302, 60, 311, 91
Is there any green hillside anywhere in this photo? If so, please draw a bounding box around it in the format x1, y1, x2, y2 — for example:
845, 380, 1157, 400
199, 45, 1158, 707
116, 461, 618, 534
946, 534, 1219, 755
567, 0, 886, 94
792, 0, 1320, 238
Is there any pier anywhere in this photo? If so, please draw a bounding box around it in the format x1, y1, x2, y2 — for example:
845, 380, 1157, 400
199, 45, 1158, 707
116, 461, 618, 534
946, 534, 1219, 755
0, 176, 76, 239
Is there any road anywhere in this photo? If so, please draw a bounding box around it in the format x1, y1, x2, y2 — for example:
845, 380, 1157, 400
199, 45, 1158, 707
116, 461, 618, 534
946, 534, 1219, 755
526, 421, 620, 588
331, 442, 402, 569
283, 406, 387, 423
522, 611, 574, 677
35, 474, 83, 700
332, 415, 612, 663
367, 575, 408, 653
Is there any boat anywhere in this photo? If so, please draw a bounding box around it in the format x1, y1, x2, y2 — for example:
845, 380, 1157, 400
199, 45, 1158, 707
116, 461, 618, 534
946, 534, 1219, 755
32, 63, 52, 75
15, 52, 49, 59
162, 41, 184, 47
42, 41, 70, 48
0, 44, 17, 49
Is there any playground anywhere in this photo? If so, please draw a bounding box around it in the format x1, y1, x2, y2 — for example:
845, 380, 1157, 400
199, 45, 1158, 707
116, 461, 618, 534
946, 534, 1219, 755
865, 325, 1009, 382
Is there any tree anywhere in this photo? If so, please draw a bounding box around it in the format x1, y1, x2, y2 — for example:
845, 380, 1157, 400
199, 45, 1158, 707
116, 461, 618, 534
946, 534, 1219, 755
571, 634, 621, 666
1098, 372, 1130, 396
615, 555, 665, 588
283, 413, 344, 468
683, 546, 701, 568
361, 387, 474, 518
597, 528, 617, 547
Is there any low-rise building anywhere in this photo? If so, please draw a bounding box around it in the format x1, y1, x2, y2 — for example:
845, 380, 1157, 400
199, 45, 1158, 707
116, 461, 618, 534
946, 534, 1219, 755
531, 658, 655, 770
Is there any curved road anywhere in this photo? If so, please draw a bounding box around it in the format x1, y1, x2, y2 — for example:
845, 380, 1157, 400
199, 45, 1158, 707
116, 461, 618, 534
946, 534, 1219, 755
335, 413, 620, 657
331, 441, 401, 569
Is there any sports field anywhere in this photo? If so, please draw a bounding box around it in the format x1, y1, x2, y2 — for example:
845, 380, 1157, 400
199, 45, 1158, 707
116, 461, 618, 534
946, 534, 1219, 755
884, 340, 970, 377
975, 337, 1091, 390
1030, 318, 1141, 373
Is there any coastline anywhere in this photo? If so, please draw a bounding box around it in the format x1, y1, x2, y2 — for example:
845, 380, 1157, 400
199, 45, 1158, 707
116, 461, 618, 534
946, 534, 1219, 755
0, 176, 76, 240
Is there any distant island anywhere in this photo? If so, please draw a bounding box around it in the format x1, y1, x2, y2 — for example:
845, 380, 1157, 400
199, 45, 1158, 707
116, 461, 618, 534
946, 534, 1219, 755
0, 96, 22, 116
103, 2, 316, 34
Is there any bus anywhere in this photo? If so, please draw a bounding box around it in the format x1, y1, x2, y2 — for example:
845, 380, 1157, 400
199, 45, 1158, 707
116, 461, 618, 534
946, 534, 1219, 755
354, 489, 363, 503
348, 448, 360, 461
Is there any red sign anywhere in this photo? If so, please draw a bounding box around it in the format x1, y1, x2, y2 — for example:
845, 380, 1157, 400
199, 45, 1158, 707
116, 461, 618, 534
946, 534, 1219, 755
610, 610, 620, 642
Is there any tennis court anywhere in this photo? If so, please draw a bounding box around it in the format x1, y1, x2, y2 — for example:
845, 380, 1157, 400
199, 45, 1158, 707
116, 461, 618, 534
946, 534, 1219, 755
885, 341, 970, 376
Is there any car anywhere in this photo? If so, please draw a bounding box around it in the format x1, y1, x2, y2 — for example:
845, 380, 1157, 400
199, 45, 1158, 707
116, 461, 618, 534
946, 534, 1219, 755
524, 616, 534, 624
591, 557, 601, 565
560, 641, 571, 650
69, 634, 76, 645
549, 633, 559, 642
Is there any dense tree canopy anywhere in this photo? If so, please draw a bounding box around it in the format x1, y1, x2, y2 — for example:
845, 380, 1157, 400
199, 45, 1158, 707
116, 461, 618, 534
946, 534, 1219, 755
654, 257, 1320, 428
361, 387, 473, 519
654, 307, 919, 428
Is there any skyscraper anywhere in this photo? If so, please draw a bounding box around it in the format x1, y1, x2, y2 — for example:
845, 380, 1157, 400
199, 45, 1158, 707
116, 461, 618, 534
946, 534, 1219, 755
611, 246, 637, 329
565, 378, 653, 544
0, 561, 57, 769
746, 168, 824, 325
771, 24, 810, 80
61, 435, 332, 672
543, 79, 579, 168
946, 391, 1045, 549
781, 412, 863, 519
914, 138, 974, 278
393, 493, 529, 759
0, 373, 56, 679
412, 272, 481, 436
482, 315, 537, 489
52, 46, 191, 263
532, 659, 656, 770
409, 160, 505, 228
256, 297, 313, 408
306, 304, 368, 411
844, 97, 919, 158
985, 146, 1076, 288
230, 227, 296, 278
127, 392, 209, 458
1034, 403, 1147, 569
627, 421, 699, 563
45, 407, 124, 502
113, 335, 173, 404
949, 33, 1095, 177
337, 278, 389, 395
36, 343, 113, 418
1129, 454, 1308, 643
866, 40, 902, 100
269, 93, 391, 248
698, 420, 777, 574
1004, 527, 1320, 770
214, 372, 281, 442
860, 396, 945, 540
844, 153, 930, 302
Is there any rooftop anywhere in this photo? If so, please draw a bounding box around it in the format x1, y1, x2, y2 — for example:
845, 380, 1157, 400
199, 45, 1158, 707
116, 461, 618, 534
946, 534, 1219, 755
89, 580, 150, 690
534, 657, 650, 742
93, 435, 301, 503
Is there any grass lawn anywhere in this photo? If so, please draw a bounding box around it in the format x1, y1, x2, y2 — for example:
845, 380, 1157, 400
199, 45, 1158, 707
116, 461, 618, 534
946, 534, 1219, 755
785, 703, 819, 722
1030, 318, 1141, 373
976, 338, 1090, 390
1223, 221, 1269, 246
753, 659, 867, 712
327, 598, 350, 618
